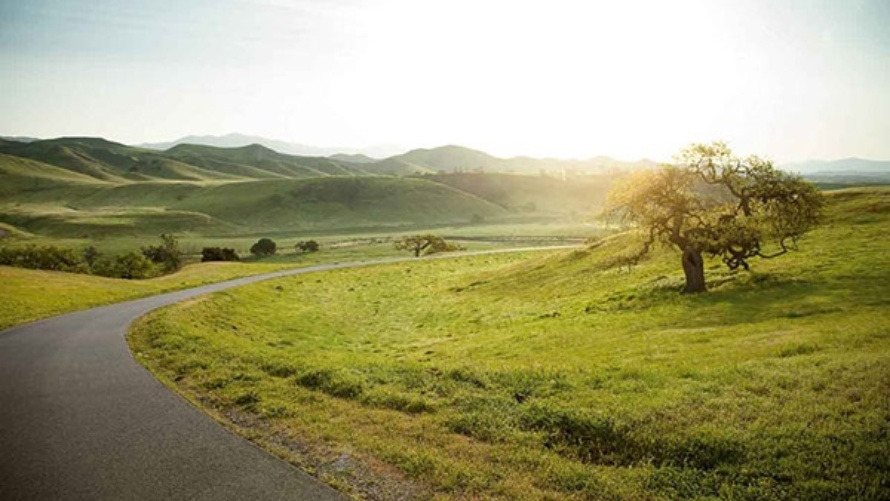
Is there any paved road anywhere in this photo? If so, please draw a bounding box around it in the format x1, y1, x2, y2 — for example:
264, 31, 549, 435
0, 248, 574, 500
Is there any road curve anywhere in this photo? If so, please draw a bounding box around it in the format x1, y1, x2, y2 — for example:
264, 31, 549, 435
0, 247, 574, 500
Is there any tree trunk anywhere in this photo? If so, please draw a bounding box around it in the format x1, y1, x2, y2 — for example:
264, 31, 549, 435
681, 247, 706, 293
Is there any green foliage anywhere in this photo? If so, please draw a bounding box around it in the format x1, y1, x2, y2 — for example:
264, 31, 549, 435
201, 247, 239, 262
92, 251, 156, 279
394, 234, 464, 257
141, 233, 182, 272
294, 240, 319, 253
249, 238, 277, 257
0, 244, 87, 273
607, 142, 824, 293
82, 245, 101, 267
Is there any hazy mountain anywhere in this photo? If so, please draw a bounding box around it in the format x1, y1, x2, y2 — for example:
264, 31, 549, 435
1, 136, 42, 143
0, 137, 239, 182
329, 153, 377, 164
164, 143, 370, 178
362, 145, 657, 176
138, 133, 404, 158
0, 137, 370, 182
782, 158, 890, 174
782, 158, 890, 184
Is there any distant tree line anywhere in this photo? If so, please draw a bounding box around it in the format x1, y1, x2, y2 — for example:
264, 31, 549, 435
0, 234, 324, 279
0, 234, 184, 279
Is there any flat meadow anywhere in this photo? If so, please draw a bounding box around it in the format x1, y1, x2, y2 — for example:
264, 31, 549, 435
129, 188, 890, 500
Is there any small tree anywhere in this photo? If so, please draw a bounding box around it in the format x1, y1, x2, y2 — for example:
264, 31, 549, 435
83, 245, 101, 268
142, 234, 182, 272
295, 240, 320, 253
201, 247, 239, 262
93, 252, 156, 279
394, 234, 464, 257
250, 238, 277, 257
605, 142, 823, 293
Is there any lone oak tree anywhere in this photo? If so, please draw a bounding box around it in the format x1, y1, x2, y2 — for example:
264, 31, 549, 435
606, 142, 823, 293
394, 234, 463, 257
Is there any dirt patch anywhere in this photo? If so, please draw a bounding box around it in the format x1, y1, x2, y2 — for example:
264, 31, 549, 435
216, 404, 429, 500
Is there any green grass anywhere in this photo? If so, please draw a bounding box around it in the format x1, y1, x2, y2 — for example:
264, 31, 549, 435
1, 240, 505, 330
0, 261, 294, 330
129, 188, 890, 499
0, 176, 513, 239
1, 140, 616, 241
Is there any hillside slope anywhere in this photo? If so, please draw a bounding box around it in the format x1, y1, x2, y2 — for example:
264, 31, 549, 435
364, 145, 656, 176
0, 137, 241, 182
130, 187, 890, 500
421, 172, 613, 214
164, 143, 370, 179
0, 175, 510, 238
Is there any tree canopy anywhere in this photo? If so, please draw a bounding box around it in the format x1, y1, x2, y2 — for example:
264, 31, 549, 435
606, 142, 823, 293
250, 238, 277, 257
295, 240, 320, 253
394, 234, 464, 257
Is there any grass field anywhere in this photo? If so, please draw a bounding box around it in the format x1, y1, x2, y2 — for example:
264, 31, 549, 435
0, 261, 299, 330
129, 188, 890, 499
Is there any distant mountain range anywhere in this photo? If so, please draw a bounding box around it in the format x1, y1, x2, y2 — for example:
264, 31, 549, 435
0, 136, 617, 238
3, 133, 888, 179
137, 133, 404, 159
782, 158, 890, 174
0, 136, 657, 181
0, 136, 41, 143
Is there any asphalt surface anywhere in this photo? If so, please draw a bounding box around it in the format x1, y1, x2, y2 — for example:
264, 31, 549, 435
0, 248, 575, 500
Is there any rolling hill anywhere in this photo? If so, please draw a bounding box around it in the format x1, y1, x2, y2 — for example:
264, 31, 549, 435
11, 135, 883, 241
0, 137, 623, 240
139, 133, 404, 158
364, 145, 656, 176
163, 143, 370, 179
420, 172, 612, 214
0, 137, 240, 182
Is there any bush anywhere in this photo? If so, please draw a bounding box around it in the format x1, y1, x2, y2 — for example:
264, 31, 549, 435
92, 251, 157, 279
295, 240, 320, 253
0, 245, 87, 273
250, 238, 277, 257
141, 234, 181, 272
201, 247, 239, 262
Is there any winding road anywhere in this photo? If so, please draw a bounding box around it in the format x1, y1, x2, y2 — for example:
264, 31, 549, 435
0, 248, 573, 500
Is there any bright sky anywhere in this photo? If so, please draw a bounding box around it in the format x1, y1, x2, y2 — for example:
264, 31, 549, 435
1, 0, 887, 161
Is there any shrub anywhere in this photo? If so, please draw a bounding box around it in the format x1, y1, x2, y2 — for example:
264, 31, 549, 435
295, 240, 320, 253
201, 247, 239, 262
0, 244, 87, 273
250, 238, 277, 257
92, 252, 157, 279
141, 234, 182, 272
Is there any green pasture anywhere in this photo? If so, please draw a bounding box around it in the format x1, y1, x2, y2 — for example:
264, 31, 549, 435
129, 188, 890, 499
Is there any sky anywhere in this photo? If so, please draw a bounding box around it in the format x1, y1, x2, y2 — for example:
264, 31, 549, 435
1, 0, 888, 162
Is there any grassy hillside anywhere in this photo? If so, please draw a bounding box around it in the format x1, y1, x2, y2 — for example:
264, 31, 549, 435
365, 145, 656, 176
0, 138, 629, 240
0, 137, 241, 182
0, 137, 371, 183
0, 176, 512, 239
130, 188, 889, 500
164, 143, 369, 179
169, 177, 507, 232
0, 153, 107, 196
422, 172, 612, 214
